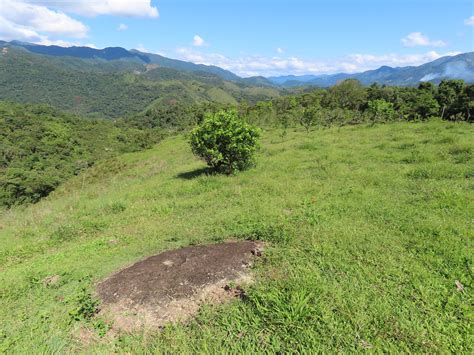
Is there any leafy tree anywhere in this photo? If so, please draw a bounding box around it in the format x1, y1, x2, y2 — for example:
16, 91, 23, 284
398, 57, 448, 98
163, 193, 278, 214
436, 80, 465, 120
326, 79, 367, 111
418, 81, 436, 93
413, 91, 440, 120
367, 99, 396, 123
300, 106, 320, 133
463, 84, 474, 122
189, 110, 261, 175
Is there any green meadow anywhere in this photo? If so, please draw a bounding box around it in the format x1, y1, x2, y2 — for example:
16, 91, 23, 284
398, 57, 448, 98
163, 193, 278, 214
0, 120, 472, 352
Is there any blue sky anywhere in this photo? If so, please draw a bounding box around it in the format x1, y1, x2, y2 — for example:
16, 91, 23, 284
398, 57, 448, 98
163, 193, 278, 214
1, 0, 473, 76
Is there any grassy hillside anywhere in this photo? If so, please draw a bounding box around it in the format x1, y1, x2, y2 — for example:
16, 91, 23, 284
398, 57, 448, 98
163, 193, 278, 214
0, 121, 472, 352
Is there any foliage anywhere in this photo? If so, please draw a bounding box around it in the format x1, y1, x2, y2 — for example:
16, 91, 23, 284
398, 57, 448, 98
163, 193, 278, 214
0, 101, 155, 207
436, 79, 473, 121
300, 106, 320, 132
367, 99, 397, 122
0, 48, 280, 118
326, 79, 367, 111
69, 288, 100, 321
189, 110, 261, 174
244, 79, 473, 128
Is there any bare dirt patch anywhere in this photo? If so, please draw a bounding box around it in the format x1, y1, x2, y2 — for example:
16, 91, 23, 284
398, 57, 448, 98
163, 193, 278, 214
96, 241, 262, 331
42, 275, 60, 287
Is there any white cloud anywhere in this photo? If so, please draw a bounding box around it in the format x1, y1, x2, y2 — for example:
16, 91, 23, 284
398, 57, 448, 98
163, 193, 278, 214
174, 48, 461, 77
276, 47, 284, 54
401, 32, 446, 47
464, 16, 474, 26
193, 35, 205, 47
19, 0, 158, 18
117, 23, 128, 31
0, 0, 159, 46
35, 38, 79, 47
135, 44, 148, 52
0, 0, 89, 41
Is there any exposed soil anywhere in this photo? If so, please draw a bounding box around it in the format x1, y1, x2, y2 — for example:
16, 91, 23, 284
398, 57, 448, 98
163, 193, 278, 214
96, 241, 262, 331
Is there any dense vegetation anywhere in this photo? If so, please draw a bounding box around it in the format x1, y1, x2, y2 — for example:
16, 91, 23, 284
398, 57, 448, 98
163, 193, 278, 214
242, 79, 473, 128
0, 48, 280, 118
126, 79, 473, 132
0, 121, 472, 352
0, 102, 155, 207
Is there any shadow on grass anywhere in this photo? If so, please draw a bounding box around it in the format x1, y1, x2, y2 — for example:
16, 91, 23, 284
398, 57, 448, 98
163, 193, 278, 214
176, 167, 213, 180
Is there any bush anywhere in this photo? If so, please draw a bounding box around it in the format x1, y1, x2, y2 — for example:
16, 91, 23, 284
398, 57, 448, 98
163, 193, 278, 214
189, 110, 261, 174
367, 99, 396, 123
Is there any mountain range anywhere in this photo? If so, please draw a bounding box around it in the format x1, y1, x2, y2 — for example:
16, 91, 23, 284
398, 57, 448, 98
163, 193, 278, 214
4, 41, 473, 88
268, 52, 474, 87
0, 40, 280, 118
0, 40, 473, 119
4, 40, 244, 82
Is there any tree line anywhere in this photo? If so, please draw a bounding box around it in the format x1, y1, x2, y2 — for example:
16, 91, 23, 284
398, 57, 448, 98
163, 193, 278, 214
122, 79, 473, 133
241, 79, 473, 131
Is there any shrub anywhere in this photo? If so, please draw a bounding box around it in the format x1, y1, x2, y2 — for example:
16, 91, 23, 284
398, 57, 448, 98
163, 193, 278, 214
367, 99, 396, 123
69, 288, 99, 321
189, 110, 261, 175
300, 106, 319, 133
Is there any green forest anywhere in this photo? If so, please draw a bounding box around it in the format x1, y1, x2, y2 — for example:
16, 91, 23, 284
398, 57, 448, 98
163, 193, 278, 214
0, 48, 280, 118
0, 102, 156, 207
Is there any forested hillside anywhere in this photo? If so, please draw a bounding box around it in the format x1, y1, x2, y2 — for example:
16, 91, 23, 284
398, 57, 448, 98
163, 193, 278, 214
0, 102, 155, 207
128, 79, 474, 131
0, 47, 280, 118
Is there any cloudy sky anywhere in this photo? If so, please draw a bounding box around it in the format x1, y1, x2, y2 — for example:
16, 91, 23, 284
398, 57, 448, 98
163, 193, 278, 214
0, 0, 472, 77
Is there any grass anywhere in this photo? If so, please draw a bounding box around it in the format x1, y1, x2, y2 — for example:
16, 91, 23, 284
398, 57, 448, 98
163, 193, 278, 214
0, 119, 472, 352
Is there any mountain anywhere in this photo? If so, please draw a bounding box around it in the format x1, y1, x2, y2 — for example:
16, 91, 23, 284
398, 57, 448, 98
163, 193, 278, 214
4, 40, 241, 81
268, 52, 474, 87
0, 41, 280, 118
267, 74, 321, 85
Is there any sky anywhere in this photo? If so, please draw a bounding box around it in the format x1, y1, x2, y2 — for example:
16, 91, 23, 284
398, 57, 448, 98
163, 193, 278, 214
0, 0, 473, 77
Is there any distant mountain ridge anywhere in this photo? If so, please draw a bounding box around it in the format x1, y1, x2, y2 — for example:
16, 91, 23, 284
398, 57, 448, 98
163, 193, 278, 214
268, 52, 474, 87
0, 41, 281, 118
1, 40, 246, 82
2, 40, 472, 88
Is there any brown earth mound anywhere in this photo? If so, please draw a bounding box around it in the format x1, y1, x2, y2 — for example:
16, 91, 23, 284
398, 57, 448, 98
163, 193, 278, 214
96, 241, 262, 331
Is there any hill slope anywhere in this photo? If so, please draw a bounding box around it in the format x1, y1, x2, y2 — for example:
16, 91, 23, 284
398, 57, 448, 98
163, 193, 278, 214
0, 121, 472, 352
269, 52, 474, 87
0, 46, 280, 118
0, 101, 154, 207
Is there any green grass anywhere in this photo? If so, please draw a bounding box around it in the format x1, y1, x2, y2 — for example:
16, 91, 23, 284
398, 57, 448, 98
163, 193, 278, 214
0, 120, 472, 352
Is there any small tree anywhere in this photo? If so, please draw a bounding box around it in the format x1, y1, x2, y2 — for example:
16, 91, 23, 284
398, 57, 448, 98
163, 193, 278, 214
367, 99, 396, 123
189, 110, 260, 175
300, 106, 319, 133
